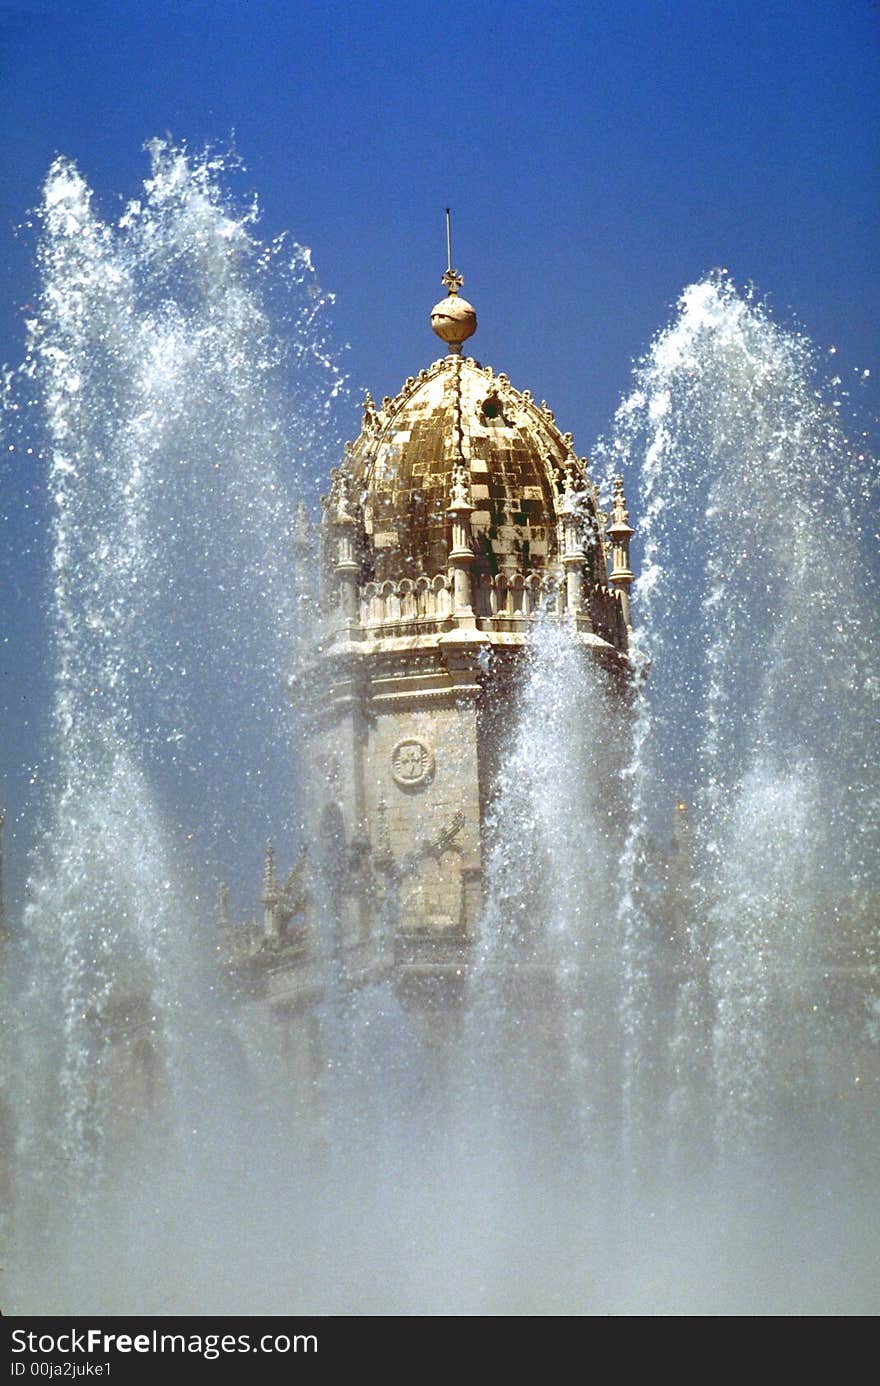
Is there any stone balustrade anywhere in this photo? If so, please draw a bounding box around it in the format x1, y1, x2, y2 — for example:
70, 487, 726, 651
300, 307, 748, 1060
360, 573, 454, 631
354, 568, 627, 645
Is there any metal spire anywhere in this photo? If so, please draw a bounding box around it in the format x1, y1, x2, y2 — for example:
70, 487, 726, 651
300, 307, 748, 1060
441, 208, 463, 296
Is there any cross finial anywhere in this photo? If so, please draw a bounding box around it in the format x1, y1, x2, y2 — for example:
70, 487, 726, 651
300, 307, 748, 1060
442, 208, 463, 295
442, 267, 464, 295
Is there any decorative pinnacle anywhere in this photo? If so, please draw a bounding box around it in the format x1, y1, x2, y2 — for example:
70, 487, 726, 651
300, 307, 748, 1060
449, 459, 473, 510
261, 839, 278, 903
362, 389, 378, 429
559, 463, 585, 534
612, 475, 628, 523
607, 474, 635, 536
329, 467, 355, 525
608, 473, 635, 624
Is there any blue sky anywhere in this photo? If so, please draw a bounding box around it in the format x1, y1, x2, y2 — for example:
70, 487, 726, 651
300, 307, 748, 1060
1, 0, 878, 905
2, 0, 878, 425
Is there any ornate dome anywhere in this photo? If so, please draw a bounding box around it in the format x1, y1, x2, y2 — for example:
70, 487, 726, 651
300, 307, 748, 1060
343, 353, 607, 587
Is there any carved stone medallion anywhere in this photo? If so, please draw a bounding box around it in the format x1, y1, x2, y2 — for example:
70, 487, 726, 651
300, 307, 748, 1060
391, 738, 435, 789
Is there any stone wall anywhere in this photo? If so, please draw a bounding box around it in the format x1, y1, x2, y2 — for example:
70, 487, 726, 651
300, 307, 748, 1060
304, 643, 486, 942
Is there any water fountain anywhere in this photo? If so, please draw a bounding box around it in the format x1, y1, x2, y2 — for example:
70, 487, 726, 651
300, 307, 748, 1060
2, 146, 877, 1315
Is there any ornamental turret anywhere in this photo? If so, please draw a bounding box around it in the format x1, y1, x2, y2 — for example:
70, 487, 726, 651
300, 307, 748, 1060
607, 473, 635, 629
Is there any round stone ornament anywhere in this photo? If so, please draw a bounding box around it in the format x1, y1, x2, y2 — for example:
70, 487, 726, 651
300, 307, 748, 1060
391, 738, 435, 789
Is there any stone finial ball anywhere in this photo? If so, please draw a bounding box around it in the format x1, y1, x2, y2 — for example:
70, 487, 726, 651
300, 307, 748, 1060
430, 295, 477, 346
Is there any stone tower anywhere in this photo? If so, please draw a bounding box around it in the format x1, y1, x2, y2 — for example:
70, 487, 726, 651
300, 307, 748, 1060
225, 265, 634, 1038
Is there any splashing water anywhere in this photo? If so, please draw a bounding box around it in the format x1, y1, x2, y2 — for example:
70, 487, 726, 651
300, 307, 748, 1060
596, 274, 880, 1159
3, 162, 878, 1314
472, 615, 627, 1151
4, 142, 346, 1252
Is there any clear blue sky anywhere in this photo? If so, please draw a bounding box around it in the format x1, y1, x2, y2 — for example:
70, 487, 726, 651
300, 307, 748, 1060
2, 0, 878, 423
1, 0, 878, 904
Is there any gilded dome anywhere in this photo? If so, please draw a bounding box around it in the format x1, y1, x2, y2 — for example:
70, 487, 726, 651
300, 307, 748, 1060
344, 353, 607, 586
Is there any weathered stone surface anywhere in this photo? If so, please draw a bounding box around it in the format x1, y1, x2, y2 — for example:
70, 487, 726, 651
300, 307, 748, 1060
346, 354, 610, 589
